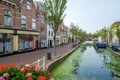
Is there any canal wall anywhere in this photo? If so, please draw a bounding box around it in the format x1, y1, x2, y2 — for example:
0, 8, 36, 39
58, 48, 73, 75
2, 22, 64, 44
46, 44, 80, 72
107, 47, 120, 57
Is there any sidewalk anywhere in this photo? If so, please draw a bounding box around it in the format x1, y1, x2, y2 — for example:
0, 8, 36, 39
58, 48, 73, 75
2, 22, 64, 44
0, 43, 74, 65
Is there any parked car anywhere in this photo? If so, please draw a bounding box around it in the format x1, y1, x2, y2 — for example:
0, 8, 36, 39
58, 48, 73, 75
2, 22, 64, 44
95, 42, 106, 48
111, 44, 120, 51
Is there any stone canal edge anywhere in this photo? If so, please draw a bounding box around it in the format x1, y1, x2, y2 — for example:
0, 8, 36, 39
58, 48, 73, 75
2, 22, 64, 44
46, 44, 80, 72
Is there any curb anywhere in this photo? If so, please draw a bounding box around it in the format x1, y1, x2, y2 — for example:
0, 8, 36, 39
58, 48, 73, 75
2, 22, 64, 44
107, 47, 120, 57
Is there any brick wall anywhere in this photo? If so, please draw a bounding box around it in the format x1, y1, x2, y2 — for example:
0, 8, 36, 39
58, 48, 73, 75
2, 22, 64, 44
37, 9, 47, 39
0, 2, 18, 28
0, 0, 38, 31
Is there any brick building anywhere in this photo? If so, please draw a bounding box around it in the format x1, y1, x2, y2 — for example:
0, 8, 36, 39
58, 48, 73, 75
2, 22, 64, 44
60, 23, 69, 44
56, 23, 69, 46
36, 1, 47, 49
0, 0, 39, 55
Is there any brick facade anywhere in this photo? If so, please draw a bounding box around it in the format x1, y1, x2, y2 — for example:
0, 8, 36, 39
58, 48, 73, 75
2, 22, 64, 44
0, 0, 38, 30
36, 1, 47, 48
0, 0, 40, 54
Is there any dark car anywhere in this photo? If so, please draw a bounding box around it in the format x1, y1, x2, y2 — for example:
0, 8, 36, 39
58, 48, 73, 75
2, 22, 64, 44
95, 42, 106, 48
111, 44, 120, 51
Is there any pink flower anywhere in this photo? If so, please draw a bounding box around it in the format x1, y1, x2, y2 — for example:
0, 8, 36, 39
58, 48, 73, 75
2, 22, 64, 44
20, 68, 25, 72
0, 77, 4, 80
50, 77, 55, 80
35, 68, 40, 73
3, 73, 9, 78
35, 65, 41, 69
26, 73, 32, 77
17, 63, 23, 70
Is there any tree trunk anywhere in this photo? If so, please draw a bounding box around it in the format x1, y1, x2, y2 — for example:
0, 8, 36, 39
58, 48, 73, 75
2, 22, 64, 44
53, 34, 57, 56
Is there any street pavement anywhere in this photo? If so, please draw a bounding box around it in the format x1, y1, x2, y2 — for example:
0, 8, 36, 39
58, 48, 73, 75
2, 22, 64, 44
0, 43, 74, 65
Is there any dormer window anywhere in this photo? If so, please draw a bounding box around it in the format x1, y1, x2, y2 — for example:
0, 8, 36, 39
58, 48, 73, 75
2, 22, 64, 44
27, 1, 31, 10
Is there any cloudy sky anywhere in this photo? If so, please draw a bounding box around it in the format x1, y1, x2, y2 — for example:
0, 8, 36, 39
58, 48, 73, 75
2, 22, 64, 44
64, 0, 120, 33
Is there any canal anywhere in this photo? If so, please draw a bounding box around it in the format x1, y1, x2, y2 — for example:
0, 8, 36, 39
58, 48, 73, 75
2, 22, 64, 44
51, 42, 120, 80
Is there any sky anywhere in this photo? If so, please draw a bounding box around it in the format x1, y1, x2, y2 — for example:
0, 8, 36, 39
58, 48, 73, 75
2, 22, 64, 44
64, 0, 120, 33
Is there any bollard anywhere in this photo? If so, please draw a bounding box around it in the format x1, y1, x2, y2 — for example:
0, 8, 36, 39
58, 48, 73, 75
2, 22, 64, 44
47, 52, 51, 60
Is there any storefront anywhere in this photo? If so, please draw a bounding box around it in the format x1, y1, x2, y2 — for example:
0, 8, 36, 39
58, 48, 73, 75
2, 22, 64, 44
17, 30, 39, 52
0, 28, 39, 55
40, 38, 47, 48
56, 36, 61, 46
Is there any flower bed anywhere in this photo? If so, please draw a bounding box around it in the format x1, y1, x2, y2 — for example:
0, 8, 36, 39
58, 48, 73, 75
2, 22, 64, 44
0, 63, 55, 80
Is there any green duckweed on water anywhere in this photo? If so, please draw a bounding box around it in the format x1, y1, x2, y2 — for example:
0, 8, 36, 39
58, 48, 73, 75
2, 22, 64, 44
52, 41, 120, 80
51, 48, 83, 80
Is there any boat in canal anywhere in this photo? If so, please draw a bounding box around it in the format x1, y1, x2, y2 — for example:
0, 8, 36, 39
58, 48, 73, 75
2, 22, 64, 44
51, 41, 120, 80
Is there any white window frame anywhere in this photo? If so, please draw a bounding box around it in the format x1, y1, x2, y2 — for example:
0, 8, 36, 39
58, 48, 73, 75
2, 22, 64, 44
40, 15, 44, 23
32, 18, 36, 29
41, 27, 44, 36
27, 1, 31, 10
21, 15, 27, 29
4, 9, 12, 27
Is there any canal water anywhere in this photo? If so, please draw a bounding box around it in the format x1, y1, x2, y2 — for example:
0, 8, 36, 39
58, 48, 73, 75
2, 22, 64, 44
52, 42, 120, 80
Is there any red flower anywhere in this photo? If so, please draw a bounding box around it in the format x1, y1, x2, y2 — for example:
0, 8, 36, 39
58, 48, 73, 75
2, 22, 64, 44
0, 64, 6, 71
8, 63, 14, 68
38, 76, 46, 80
27, 77, 33, 80
25, 67, 31, 72
0, 66, 2, 71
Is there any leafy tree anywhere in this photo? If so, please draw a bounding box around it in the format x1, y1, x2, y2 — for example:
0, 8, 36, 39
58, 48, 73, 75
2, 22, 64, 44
108, 27, 113, 43
111, 22, 120, 44
70, 23, 79, 42
100, 27, 107, 42
43, 0, 67, 56
70, 23, 87, 42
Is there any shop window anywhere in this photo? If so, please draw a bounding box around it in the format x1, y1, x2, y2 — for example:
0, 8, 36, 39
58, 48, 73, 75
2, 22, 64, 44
21, 15, 27, 29
32, 18, 36, 29
41, 39, 46, 47
27, 1, 31, 10
4, 9, 12, 27
0, 34, 3, 38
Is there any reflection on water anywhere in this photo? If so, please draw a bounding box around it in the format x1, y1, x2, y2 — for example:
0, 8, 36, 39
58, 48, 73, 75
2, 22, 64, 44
52, 43, 120, 80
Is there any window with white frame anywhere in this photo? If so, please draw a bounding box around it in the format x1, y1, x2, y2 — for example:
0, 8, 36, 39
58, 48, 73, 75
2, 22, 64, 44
4, 9, 12, 27
27, 1, 31, 10
51, 31, 53, 37
41, 27, 44, 35
21, 15, 27, 29
40, 15, 44, 23
48, 31, 50, 37
32, 18, 36, 29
